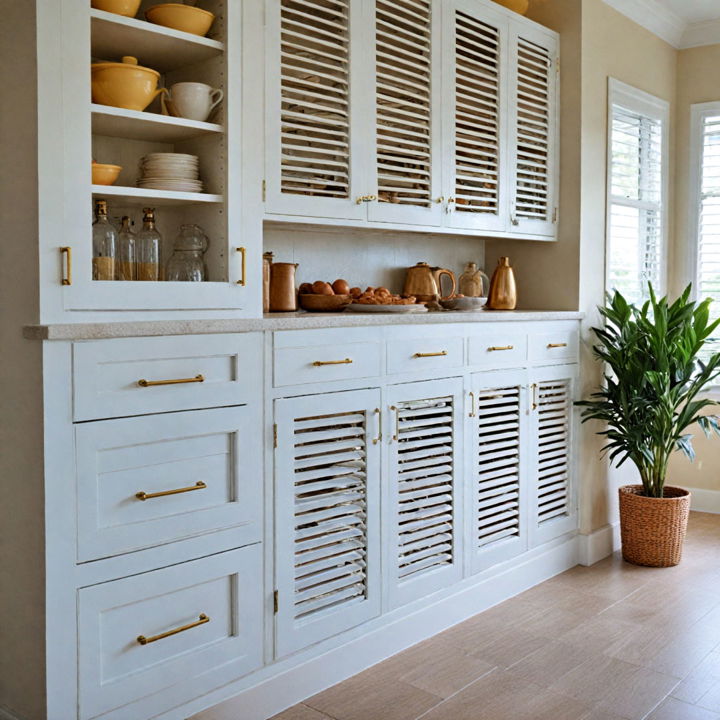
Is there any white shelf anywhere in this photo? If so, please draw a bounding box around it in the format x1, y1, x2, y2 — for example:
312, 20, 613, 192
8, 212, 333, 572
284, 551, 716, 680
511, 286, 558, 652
91, 104, 223, 142
92, 185, 223, 206
90, 9, 224, 72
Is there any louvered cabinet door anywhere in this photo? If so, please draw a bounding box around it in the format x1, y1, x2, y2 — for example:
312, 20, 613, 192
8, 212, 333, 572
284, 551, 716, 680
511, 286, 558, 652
528, 366, 577, 546
385, 379, 464, 609
508, 24, 559, 238
273, 389, 382, 657
368, 0, 443, 226
443, 0, 510, 232
468, 370, 529, 574
265, 0, 369, 220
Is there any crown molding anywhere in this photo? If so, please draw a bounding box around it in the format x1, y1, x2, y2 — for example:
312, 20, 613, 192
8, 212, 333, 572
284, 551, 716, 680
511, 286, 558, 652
680, 18, 720, 49
602, 0, 685, 48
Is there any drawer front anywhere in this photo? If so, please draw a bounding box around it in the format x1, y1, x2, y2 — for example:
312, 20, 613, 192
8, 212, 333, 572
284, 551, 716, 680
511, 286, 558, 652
529, 329, 579, 364
386, 336, 464, 375
78, 546, 262, 720
76, 406, 261, 562
274, 341, 383, 387
73, 334, 262, 421
468, 332, 528, 369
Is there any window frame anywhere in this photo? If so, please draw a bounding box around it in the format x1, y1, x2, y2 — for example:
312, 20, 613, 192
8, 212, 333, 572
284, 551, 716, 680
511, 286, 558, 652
605, 78, 670, 303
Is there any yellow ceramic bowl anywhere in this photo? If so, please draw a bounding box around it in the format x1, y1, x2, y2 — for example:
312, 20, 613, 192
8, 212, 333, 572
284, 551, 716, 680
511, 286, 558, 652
91, 0, 141, 17
92, 163, 122, 186
91, 56, 166, 112
145, 4, 215, 36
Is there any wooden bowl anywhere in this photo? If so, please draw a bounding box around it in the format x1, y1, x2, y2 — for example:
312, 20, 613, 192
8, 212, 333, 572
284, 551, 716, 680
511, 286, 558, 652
298, 294, 351, 312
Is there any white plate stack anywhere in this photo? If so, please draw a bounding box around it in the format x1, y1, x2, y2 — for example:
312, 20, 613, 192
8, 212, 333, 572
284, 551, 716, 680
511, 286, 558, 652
137, 153, 204, 193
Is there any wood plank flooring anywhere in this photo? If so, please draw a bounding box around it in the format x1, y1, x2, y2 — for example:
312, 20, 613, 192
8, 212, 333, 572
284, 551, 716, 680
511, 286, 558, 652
272, 512, 720, 720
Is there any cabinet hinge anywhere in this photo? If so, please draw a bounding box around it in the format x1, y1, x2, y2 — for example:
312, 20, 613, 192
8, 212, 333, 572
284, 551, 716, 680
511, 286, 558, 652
552, 207, 558, 224
273, 423, 278, 449
262, 179, 266, 202
273, 590, 279, 614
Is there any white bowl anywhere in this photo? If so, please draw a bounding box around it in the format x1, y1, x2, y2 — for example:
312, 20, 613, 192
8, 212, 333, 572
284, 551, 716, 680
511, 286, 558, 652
440, 296, 488, 311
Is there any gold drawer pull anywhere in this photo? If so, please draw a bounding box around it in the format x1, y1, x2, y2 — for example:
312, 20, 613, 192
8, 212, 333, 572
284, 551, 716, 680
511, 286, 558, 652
138, 374, 205, 387
60, 246, 72, 286
236, 246, 246, 286
414, 351, 448, 358
312, 358, 353, 367
135, 481, 207, 501
547, 342, 568, 349
137, 613, 210, 646
488, 345, 514, 352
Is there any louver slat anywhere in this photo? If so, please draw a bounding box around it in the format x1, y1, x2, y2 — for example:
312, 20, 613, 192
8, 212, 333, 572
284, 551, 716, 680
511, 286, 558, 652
476, 386, 521, 548
454, 11, 500, 214
375, 0, 433, 207
536, 381, 570, 524
394, 397, 455, 580
292, 409, 369, 620
515, 38, 551, 220
280, 0, 351, 198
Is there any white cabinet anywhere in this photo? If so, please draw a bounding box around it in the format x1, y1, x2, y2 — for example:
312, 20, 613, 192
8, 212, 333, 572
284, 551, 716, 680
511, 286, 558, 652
273, 388, 382, 657
385, 378, 464, 609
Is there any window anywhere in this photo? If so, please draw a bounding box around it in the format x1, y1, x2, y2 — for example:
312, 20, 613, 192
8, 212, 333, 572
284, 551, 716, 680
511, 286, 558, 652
606, 79, 669, 304
690, 103, 720, 347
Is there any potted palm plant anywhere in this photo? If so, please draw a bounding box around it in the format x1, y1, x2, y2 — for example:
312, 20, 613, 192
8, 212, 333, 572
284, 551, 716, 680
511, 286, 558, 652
577, 285, 720, 567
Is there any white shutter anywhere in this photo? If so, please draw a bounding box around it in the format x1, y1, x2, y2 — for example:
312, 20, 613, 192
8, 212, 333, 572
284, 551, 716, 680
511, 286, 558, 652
375, 0, 432, 208
386, 379, 463, 608
279, 0, 351, 199
274, 390, 381, 657
513, 37, 551, 222
453, 9, 502, 219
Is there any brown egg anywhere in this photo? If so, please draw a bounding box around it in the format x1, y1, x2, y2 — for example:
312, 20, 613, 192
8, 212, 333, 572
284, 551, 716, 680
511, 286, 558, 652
299, 283, 313, 295
311, 280, 333, 295
332, 279, 350, 295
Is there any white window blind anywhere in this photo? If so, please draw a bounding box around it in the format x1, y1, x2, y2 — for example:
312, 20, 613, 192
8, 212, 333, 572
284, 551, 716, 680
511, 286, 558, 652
606, 80, 668, 305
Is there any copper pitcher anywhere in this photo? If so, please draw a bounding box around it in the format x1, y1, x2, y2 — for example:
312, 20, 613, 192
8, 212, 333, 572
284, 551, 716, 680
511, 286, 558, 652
403, 262, 456, 302
269, 262, 298, 312
487, 257, 517, 310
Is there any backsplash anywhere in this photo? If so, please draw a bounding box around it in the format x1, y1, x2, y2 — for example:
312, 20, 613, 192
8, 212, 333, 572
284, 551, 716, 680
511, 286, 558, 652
264, 224, 486, 294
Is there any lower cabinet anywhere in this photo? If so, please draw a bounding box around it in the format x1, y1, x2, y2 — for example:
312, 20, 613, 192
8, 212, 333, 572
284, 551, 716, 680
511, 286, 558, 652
78, 544, 263, 720
273, 389, 383, 657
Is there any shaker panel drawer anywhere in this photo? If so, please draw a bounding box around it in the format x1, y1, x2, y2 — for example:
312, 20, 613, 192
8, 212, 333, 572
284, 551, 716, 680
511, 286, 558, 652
73, 334, 261, 421
274, 342, 383, 387
78, 546, 262, 720
529, 329, 579, 364
386, 336, 464, 375
76, 406, 261, 562
468, 332, 528, 369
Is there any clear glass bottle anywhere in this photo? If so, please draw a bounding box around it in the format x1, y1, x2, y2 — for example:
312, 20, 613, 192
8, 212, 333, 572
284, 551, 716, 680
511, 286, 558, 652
166, 224, 209, 282
135, 207, 161, 281
92, 199, 117, 281
117, 216, 136, 281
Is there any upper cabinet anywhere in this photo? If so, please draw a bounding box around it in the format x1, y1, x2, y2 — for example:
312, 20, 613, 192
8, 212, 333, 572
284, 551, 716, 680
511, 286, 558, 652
264, 0, 559, 240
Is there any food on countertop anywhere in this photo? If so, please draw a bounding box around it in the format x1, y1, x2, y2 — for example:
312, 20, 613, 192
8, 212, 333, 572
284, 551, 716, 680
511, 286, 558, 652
297, 280, 417, 305
354, 287, 417, 305
311, 280, 334, 295
349, 287, 362, 299
299, 282, 313, 294
332, 279, 350, 295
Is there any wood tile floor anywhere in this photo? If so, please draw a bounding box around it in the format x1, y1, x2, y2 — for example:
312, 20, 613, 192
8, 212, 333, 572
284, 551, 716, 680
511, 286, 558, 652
271, 512, 720, 720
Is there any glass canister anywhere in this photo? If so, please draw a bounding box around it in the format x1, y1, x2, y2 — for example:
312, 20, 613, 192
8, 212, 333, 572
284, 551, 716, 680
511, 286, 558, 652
135, 207, 162, 281
92, 199, 117, 281
458, 262, 490, 297
116, 216, 136, 281
166, 223, 208, 282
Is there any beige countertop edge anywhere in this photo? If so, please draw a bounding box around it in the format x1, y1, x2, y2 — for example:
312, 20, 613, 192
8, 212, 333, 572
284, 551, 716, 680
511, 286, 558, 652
24, 310, 585, 341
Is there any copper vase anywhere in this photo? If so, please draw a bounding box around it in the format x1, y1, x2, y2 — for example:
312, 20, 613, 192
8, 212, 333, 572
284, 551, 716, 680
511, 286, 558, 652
487, 257, 517, 310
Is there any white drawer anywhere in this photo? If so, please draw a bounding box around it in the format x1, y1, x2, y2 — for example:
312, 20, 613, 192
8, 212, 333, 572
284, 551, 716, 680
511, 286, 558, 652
76, 406, 261, 562
78, 545, 262, 720
386, 336, 464, 375
529, 328, 579, 364
73, 334, 262, 421
468, 331, 528, 369
274, 341, 383, 387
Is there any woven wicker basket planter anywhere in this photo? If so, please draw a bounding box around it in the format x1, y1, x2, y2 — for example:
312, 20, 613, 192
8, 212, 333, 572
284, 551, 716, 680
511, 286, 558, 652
618, 485, 691, 567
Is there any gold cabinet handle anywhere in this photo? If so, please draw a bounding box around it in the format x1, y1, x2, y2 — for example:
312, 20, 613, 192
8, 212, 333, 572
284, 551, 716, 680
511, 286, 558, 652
373, 407, 382, 445
435, 196, 445, 203
138, 374, 205, 387
60, 247, 72, 286
468, 391, 476, 418
547, 342, 568, 349
236, 246, 246, 286
531, 383, 538, 411
312, 358, 352, 367
390, 405, 400, 442
135, 481, 207, 501
413, 351, 448, 358
488, 345, 514, 352
137, 613, 210, 646
355, 194, 377, 204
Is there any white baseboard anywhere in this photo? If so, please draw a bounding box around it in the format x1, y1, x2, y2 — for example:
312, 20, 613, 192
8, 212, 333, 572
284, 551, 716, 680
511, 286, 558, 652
177, 535, 579, 720
577, 522, 621, 566
685, 487, 720, 514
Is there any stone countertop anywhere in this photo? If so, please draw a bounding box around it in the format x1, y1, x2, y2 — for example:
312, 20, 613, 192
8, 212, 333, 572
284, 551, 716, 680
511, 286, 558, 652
24, 310, 584, 341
